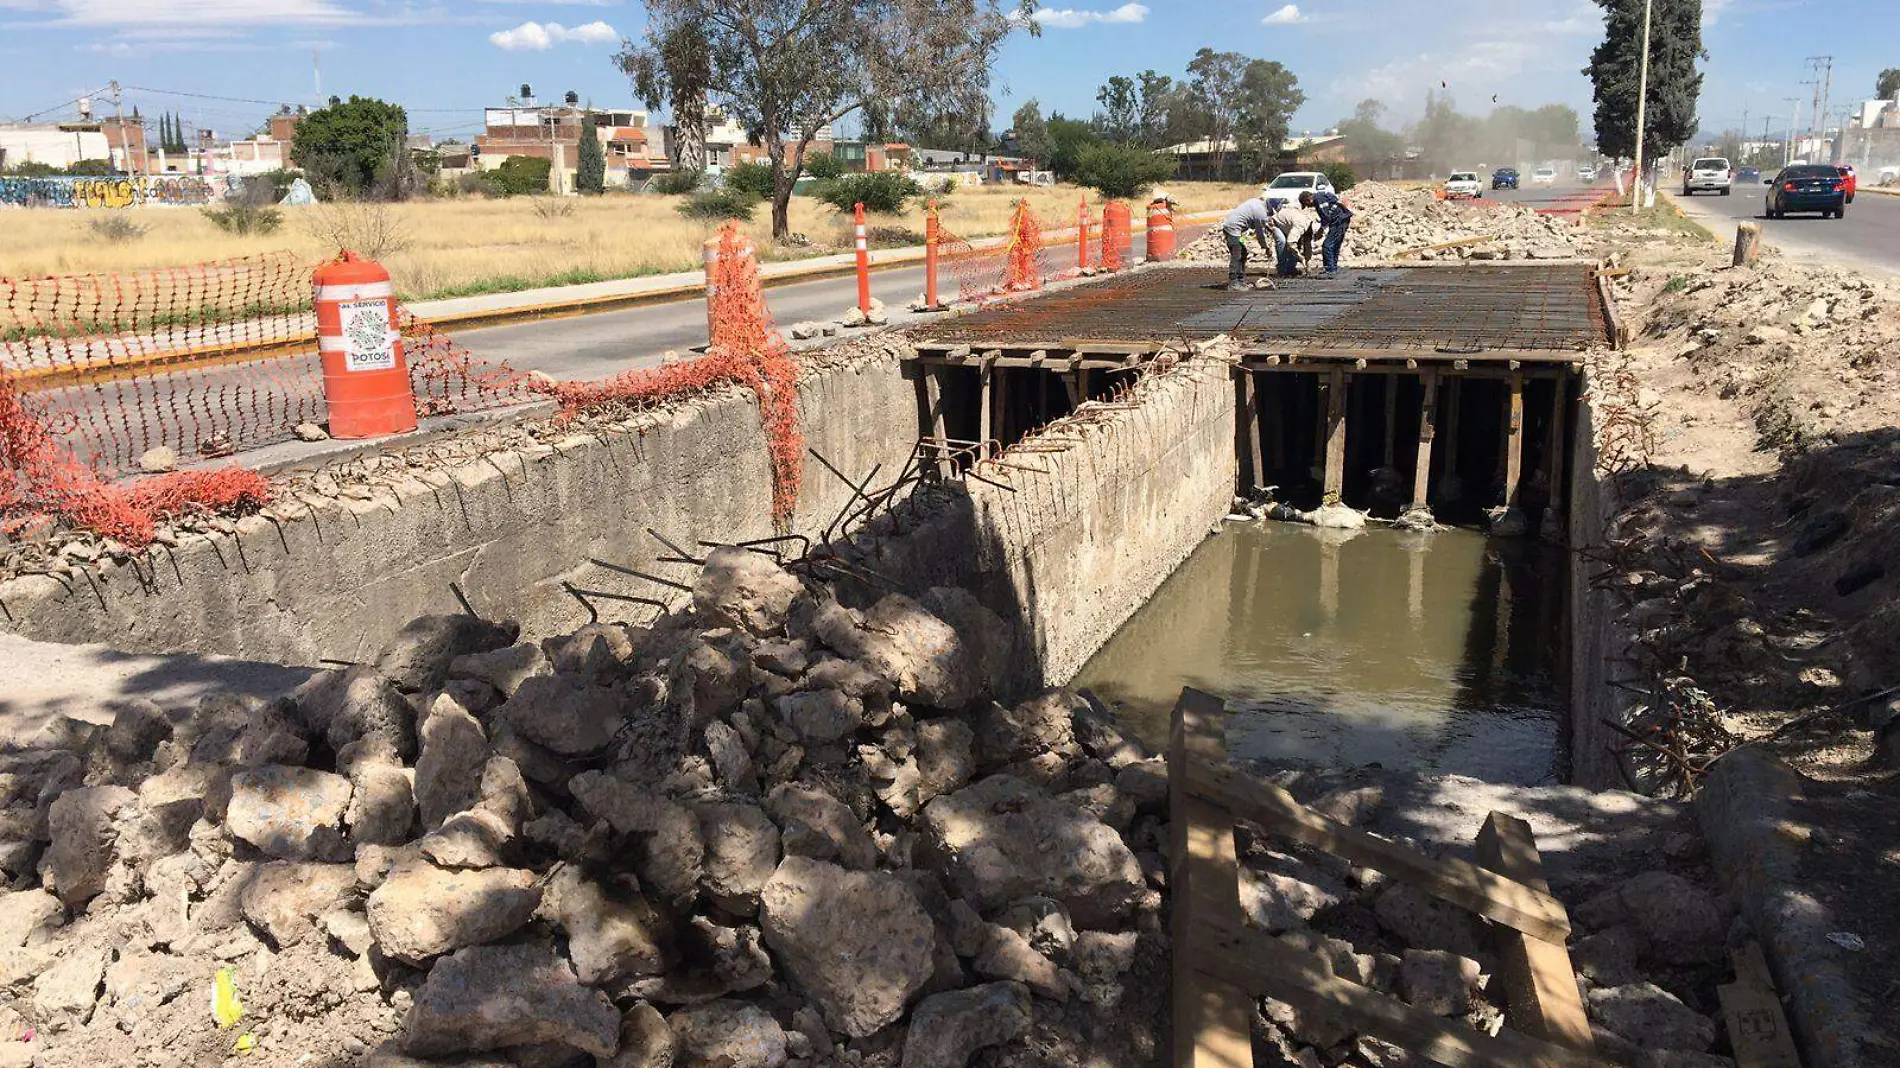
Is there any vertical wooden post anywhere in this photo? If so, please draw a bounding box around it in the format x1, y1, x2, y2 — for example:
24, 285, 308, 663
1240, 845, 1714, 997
1077, 367, 1091, 405
1382, 372, 1399, 469
1242, 370, 1266, 492
1323, 368, 1348, 503
925, 365, 949, 477
994, 367, 1010, 453
1169, 690, 1252, 1068
978, 359, 994, 460
1503, 373, 1525, 508
1440, 377, 1463, 491
1541, 373, 1569, 538
1411, 370, 1438, 511
1476, 813, 1596, 1054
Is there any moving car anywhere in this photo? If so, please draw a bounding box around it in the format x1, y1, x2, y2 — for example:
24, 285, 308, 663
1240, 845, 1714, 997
1838, 164, 1857, 203
1737, 167, 1760, 183
1576, 164, 1597, 182
1766, 164, 1847, 218
1682, 157, 1733, 196
1445, 171, 1483, 199
1491, 167, 1520, 189
1531, 166, 1557, 185
1266, 171, 1337, 198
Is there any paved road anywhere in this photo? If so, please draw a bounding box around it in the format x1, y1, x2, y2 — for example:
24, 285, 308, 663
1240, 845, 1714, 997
1670, 179, 1900, 277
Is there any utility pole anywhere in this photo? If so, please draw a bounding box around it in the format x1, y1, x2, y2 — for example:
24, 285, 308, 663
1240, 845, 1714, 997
1629, 0, 1654, 215
1804, 58, 1831, 154
108, 79, 135, 177
1788, 88, 1811, 163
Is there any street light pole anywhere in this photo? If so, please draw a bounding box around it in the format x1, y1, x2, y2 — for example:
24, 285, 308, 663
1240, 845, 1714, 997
1629, 0, 1654, 215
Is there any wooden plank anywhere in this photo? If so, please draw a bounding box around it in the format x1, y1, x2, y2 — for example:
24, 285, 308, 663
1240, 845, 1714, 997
1323, 368, 1347, 502
1503, 373, 1525, 508
1411, 369, 1437, 510
925, 366, 949, 478
1241, 370, 1265, 492
1183, 762, 1570, 942
978, 360, 994, 458
1475, 813, 1595, 1053
1168, 689, 1252, 1068
1718, 943, 1803, 1068
1382, 373, 1400, 469
1542, 374, 1569, 526
1194, 913, 1610, 1068
994, 367, 1010, 450
1062, 372, 1082, 407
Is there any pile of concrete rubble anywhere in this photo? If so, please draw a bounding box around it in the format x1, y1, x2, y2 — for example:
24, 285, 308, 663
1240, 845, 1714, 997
1176, 182, 1583, 266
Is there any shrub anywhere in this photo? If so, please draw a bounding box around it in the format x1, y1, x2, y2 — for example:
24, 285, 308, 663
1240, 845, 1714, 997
64, 159, 116, 177
302, 201, 409, 259
87, 216, 147, 243
678, 189, 759, 221
804, 152, 846, 181
531, 196, 577, 220
649, 169, 703, 195
203, 204, 284, 236
1073, 143, 1176, 200
1316, 161, 1358, 193
813, 171, 923, 214
495, 156, 554, 197
3, 161, 60, 178
724, 161, 776, 199
454, 171, 508, 198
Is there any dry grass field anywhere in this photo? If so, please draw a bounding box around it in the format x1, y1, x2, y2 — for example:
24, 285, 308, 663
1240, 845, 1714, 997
0, 182, 1256, 303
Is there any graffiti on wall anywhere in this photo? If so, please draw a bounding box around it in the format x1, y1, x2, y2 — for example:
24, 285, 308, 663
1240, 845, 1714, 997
0, 175, 218, 209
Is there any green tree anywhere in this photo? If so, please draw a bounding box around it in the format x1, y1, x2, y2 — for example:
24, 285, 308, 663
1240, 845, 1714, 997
1011, 100, 1050, 161
1073, 142, 1176, 199
291, 95, 410, 196
1584, 0, 1705, 166
805, 151, 846, 180
723, 160, 776, 198
1337, 99, 1404, 173
1186, 48, 1249, 176
1233, 59, 1304, 181
1879, 68, 1900, 101
577, 115, 607, 194
1045, 115, 1099, 180
1095, 76, 1140, 143
1136, 71, 1175, 147
620, 22, 712, 173
496, 156, 554, 196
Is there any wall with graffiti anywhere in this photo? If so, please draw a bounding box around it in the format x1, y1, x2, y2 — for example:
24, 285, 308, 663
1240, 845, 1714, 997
0, 175, 218, 209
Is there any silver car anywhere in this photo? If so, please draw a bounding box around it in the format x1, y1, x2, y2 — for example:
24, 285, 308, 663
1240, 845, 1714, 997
1683, 157, 1733, 196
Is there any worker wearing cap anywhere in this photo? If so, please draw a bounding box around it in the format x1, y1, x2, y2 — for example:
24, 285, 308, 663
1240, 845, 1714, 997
1299, 189, 1354, 276
1218, 188, 1281, 291
1268, 201, 1319, 276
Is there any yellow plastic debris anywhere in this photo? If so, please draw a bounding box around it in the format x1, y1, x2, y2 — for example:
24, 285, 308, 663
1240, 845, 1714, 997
234, 1032, 258, 1055
211, 966, 244, 1029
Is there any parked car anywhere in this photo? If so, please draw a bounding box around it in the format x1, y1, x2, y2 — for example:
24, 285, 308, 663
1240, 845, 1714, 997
1445, 171, 1483, 199
1737, 166, 1760, 183
1838, 164, 1857, 203
1266, 171, 1336, 198
1766, 164, 1847, 218
1491, 167, 1520, 189
1682, 157, 1733, 195
1577, 164, 1598, 182
1531, 166, 1557, 185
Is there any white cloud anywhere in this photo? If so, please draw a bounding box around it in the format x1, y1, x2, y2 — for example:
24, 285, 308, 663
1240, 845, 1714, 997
1033, 3, 1146, 29
489, 18, 617, 50
1262, 4, 1308, 26
18, 0, 354, 26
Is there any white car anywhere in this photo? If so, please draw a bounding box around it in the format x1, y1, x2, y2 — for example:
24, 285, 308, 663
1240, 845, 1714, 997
1576, 164, 1597, 182
1683, 157, 1733, 196
1266, 171, 1337, 198
1531, 167, 1557, 185
1444, 171, 1482, 199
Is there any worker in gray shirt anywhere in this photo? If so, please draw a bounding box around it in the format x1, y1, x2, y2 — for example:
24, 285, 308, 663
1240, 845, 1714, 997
1268, 201, 1320, 276
1219, 189, 1283, 291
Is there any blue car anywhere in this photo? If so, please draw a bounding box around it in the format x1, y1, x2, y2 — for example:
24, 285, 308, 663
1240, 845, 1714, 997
1767, 164, 1847, 219
1491, 167, 1520, 189
1737, 166, 1760, 183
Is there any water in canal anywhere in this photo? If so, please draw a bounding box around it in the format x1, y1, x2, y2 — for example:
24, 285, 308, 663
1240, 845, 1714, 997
1072, 522, 1566, 785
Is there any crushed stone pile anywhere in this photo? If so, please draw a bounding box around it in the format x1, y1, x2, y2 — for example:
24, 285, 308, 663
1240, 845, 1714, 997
1177, 181, 1584, 267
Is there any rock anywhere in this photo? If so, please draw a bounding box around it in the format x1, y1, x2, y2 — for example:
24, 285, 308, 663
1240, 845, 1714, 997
226, 765, 353, 861
542, 866, 671, 985
978, 691, 1081, 768
775, 689, 864, 743
377, 614, 518, 694
1240, 866, 1344, 933
322, 907, 375, 956
902, 981, 1032, 1068
294, 421, 329, 441
39, 785, 137, 906
1398, 949, 1479, 1016
1587, 982, 1716, 1052
694, 547, 804, 636
753, 641, 809, 676
603, 1003, 676, 1068
550, 623, 637, 677
767, 783, 877, 870
704, 721, 757, 794
449, 642, 551, 698
671, 636, 749, 726
921, 775, 1144, 926
31, 945, 106, 1025
1113, 758, 1169, 810
403, 941, 620, 1058
696, 802, 781, 912
366, 859, 541, 964
1744, 325, 1789, 345
420, 808, 514, 868
240, 861, 356, 947
759, 856, 936, 1038
873, 719, 977, 819
1614, 871, 1725, 962
668, 1000, 787, 1068
999, 896, 1076, 959
1572, 924, 1644, 986
973, 924, 1070, 1001
414, 694, 489, 830
818, 594, 976, 710
102, 948, 191, 1017
570, 772, 705, 904
502, 677, 624, 757
1309, 785, 1384, 826
348, 757, 416, 846
1373, 883, 1483, 957
293, 666, 418, 759
1072, 929, 1140, 997
920, 587, 1013, 699
1070, 697, 1146, 768
101, 698, 172, 763
139, 446, 178, 473
1059, 783, 1134, 833
0, 888, 63, 948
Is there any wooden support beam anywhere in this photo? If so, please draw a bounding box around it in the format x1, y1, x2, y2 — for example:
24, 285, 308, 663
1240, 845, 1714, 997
1323, 368, 1347, 502
1169, 690, 1252, 1068
1194, 913, 1610, 1068
1240, 370, 1265, 492
1181, 762, 1572, 942
978, 359, 994, 460
1542, 374, 1569, 529
1077, 367, 1091, 404
1718, 943, 1803, 1068
1062, 372, 1083, 407
1382, 373, 1399, 469
924, 366, 949, 478
1504, 373, 1525, 507
1441, 379, 1463, 479
1412, 369, 1438, 510
1476, 813, 1595, 1053
994, 366, 1010, 449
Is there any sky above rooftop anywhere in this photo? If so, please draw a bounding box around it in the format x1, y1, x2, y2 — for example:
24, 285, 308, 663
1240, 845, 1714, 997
0, 0, 1888, 144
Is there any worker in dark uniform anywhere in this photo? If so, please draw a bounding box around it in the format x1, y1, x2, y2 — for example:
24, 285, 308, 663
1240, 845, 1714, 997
1219, 190, 1280, 291
1299, 189, 1354, 276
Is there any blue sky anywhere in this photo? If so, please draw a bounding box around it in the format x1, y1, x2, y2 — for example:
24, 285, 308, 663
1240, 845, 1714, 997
0, 0, 1890, 144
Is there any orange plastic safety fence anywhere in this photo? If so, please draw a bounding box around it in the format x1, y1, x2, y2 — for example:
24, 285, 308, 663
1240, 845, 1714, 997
1099, 200, 1132, 271
1002, 200, 1045, 293
935, 203, 1051, 303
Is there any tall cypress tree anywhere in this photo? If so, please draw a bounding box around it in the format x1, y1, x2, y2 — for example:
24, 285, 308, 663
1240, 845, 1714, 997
1584, 0, 1705, 162
576, 114, 607, 194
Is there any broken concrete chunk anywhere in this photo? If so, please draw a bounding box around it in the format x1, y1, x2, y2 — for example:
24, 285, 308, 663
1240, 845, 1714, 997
550, 623, 638, 676
366, 859, 541, 965
1614, 871, 1726, 963
1398, 949, 1479, 1016
239, 861, 357, 947
377, 614, 518, 694
1587, 982, 1717, 1052
1372, 883, 1484, 957
347, 757, 416, 846
703, 720, 757, 795
818, 594, 976, 711
449, 642, 551, 698
1239, 865, 1345, 934
419, 808, 513, 869
569, 772, 705, 904
225, 765, 353, 861
695, 802, 781, 912
901, 981, 1032, 1068
39, 785, 138, 907
31, 944, 107, 1026
0, 888, 64, 948
1070, 696, 1147, 768
978, 691, 1081, 768
542, 865, 672, 986
101, 699, 173, 764
766, 783, 877, 870
402, 941, 620, 1059
1308, 784, 1385, 826
759, 856, 936, 1038
670, 637, 749, 726
774, 689, 864, 743
604, 1003, 676, 1068
668, 999, 787, 1068
752, 641, 809, 677
293, 666, 419, 759
920, 587, 1013, 699
693, 547, 804, 636
972, 924, 1070, 1002
501, 676, 624, 757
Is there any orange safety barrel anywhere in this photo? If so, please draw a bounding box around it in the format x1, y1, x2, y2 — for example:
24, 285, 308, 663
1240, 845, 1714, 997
312, 251, 416, 439
1145, 199, 1175, 261
1101, 199, 1133, 270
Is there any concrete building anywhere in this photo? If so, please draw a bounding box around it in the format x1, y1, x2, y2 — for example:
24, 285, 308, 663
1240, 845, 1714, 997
0, 116, 148, 174
475, 98, 670, 192
1160, 134, 1346, 181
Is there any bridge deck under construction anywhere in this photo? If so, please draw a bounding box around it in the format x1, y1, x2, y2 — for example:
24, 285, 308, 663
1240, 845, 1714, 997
912, 264, 1615, 371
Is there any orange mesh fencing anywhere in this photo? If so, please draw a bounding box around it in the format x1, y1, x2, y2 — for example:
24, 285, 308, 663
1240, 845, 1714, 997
1099, 200, 1132, 271
1002, 200, 1045, 293
935, 202, 1051, 303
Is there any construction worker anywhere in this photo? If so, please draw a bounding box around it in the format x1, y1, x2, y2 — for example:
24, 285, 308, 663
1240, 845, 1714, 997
1218, 189, 1280, 291
1268, 200, 1319, 276
1299, 189, 1354, 276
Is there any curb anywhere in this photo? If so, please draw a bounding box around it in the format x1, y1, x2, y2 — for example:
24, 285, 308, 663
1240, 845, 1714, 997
1698, 746, 1881, 1068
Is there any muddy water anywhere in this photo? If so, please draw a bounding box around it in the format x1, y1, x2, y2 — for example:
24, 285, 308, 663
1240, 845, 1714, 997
1073, 523, 1566, 785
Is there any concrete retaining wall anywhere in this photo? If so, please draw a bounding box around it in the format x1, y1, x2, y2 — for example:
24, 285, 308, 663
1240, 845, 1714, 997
0, 358, 919, 665
1567, 376, 1639, 790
